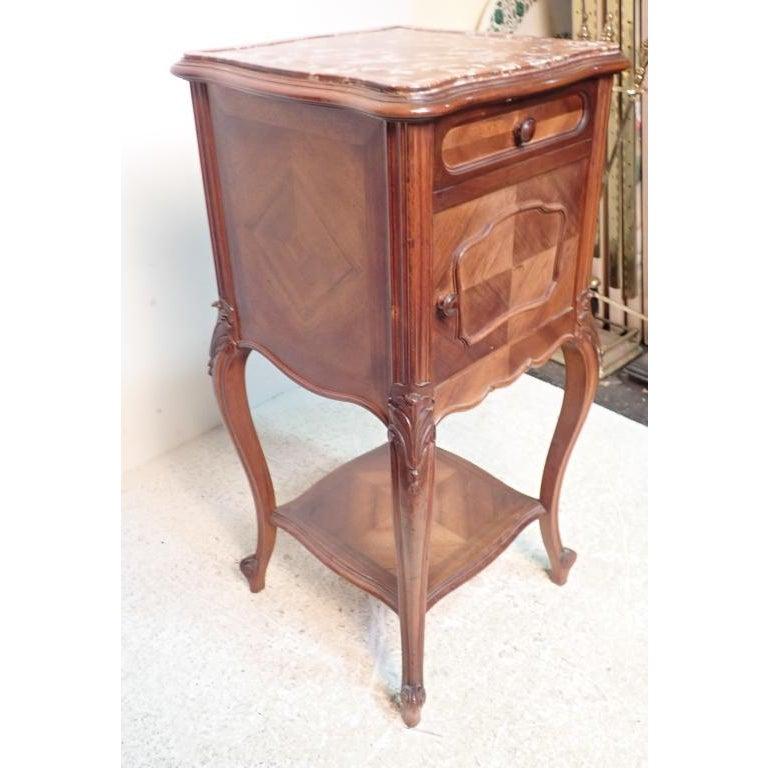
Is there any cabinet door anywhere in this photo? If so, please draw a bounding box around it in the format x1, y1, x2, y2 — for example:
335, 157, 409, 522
432, 158, 588, 384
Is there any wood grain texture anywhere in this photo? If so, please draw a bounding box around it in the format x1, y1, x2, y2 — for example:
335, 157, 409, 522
433, 311, 576, 420
539, 312, 599, 585
385, 122, 436, 727
442, 90, 586, 171
574, 75, 614, 295
434, 138, 591, 212
433, 80, 595, 195
208, 307, 277, 594
272, 445, 544, 610
191, 83, 238, 324
432, 157, 589, 413
449, 201, 567, 345
176, 32, 626, 725
208, 87, 391, 421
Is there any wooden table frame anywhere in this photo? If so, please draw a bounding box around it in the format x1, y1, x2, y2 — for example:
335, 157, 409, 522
174, 28, 627, 727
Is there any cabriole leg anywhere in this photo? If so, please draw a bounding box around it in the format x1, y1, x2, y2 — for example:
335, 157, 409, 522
209, 301, 277, 593
388, 387, 436, 727
539, 331, 599, 586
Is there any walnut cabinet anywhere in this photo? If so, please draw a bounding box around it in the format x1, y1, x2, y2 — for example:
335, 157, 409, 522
173, 27, 627, 727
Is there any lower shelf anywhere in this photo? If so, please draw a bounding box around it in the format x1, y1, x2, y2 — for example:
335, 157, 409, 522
272, 445, 544, 611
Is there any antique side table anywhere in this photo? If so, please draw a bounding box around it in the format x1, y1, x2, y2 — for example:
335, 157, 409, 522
173, 27, 627, 727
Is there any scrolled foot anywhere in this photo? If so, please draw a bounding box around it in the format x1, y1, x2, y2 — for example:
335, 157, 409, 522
547, 547, 577, 586
400, 684, 426, 728
239, 554, 265, 593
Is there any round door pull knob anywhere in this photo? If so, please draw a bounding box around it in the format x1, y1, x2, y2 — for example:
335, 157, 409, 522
437, 293, 459, 318
513, 117, 536, 146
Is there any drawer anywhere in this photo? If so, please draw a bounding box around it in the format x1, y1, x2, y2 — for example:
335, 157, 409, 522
439, 88, 588, 175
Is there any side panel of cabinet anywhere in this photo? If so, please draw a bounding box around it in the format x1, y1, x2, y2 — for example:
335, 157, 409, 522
207, 86, 391, 419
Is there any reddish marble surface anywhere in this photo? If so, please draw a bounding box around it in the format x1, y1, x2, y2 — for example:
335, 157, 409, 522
183, 27, 620, 94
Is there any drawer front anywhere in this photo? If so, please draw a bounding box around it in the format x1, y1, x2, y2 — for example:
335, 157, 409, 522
440, 89, 587, 174
432, 158, 588, 384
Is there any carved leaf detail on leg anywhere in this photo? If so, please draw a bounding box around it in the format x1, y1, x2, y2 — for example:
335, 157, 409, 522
575, 288, 600, 352
387, 386, 436, 495
208, 299, 237, 375
387, 382, 436, 726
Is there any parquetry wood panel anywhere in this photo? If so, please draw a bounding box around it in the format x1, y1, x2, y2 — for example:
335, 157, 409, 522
432, 158, 589, 386
208, 86, 391, 419
451, 201, 567, 345
272, 445, 544, 611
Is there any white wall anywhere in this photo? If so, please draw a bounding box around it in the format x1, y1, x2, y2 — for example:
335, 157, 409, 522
122, 1, 410, 472
122, 0, 569, 472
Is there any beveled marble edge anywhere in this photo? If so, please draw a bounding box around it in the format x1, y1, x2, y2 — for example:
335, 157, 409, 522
172, 49, 628, 120
181, 27, 621, 93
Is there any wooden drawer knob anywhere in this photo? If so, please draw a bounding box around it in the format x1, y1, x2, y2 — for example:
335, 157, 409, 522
437, 292, 459, 318
513, 117, 536, 147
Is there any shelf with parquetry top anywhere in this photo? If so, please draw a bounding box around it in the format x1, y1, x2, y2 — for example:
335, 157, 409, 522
271, 445, 545, 611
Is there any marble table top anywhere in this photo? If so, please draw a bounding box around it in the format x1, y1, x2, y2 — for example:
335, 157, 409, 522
183, 27, 621, 94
